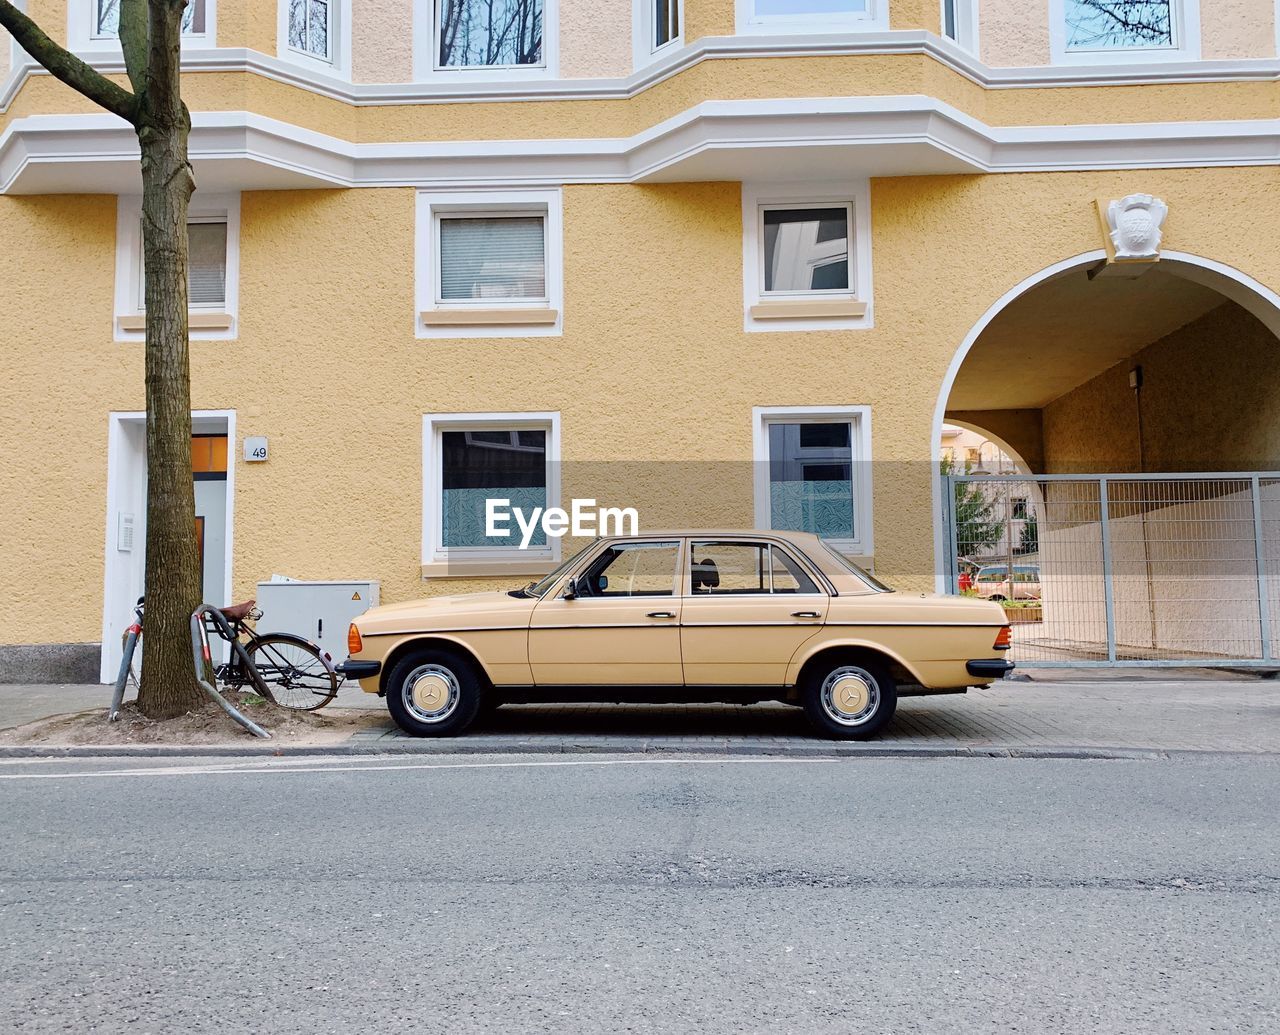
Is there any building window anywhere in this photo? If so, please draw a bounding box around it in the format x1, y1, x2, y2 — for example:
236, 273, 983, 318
416, 189, 563, 339
742, 184, 872, 332
422, 413, 561, 573
93, 0, 207, 38
653, 0, 680, 48
753, 406, 873, 555
438, 215, 546, 302
287, 0, 332, 60
436, 0, 543, 68
1051, 0, 1199, 61
762, 205, 851, 295
941, 0, 977, 51
114, 194, 239, 341
737, 0, 884, 33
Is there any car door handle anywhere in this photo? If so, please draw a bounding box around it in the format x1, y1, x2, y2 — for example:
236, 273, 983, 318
647, 611, 676, 619
791, 611, 821, 619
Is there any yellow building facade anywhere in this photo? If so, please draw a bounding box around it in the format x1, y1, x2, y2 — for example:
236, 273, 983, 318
5, 0, 1280, 680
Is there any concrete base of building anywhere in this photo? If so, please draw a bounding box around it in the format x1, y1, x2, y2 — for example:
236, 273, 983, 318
0, 644, 101, 685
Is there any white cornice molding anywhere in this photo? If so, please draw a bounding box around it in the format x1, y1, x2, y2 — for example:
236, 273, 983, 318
5, 31, 1280, 114
6, 98, 1280, 195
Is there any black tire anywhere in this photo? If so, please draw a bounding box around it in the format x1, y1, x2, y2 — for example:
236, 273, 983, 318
245, 634, 339, 711
800, 657, 897, 740
385, 648, 484, 737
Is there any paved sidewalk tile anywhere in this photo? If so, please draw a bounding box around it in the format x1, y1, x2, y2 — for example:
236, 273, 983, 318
3, 679, 1278, 756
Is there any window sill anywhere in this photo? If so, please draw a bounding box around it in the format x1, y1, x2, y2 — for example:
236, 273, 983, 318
422, 557, 556, 579
420, 308, 559, 327
749, 300, 867, 321
117, 312, 234, 332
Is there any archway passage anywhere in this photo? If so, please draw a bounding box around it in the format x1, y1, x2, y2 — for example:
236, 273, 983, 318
938, 255, 1280, 667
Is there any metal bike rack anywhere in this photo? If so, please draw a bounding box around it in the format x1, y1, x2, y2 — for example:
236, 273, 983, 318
190, 604, 272, 739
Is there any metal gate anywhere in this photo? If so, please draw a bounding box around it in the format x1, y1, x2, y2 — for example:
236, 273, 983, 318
941, 473, 1280, 667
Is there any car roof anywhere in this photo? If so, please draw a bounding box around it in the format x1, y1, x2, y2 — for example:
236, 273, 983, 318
595, 529, 824, 545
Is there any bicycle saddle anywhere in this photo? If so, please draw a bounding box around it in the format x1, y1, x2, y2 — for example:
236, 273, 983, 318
220, 600, 258, 622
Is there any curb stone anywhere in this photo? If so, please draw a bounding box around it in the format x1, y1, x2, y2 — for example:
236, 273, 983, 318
0, 741, 1273, 761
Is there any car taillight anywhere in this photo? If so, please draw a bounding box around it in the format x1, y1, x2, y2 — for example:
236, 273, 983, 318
993, 625, 1012, 650
348, 623, 363, 655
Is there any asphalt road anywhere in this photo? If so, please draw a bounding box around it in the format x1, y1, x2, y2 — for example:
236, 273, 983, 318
1, 754, 1277, 1033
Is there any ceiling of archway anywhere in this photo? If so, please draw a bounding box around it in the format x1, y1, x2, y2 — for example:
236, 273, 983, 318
947, 266, 1226, 410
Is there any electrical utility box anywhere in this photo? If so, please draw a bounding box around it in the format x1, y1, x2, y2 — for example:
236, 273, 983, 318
255, 579, 380, 662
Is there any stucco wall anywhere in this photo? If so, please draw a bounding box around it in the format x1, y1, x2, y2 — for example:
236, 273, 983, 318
1044, 301, 1280, 473
979, 0, 1052, 67
6, 168, 1280, 650
561, 0, 633, 78
944, 409, 1046, 473
1202, 0, 1278, 61
352, 0, 414, 83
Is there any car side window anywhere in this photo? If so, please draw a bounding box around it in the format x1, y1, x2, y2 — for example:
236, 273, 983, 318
689, 542, 818, 595
577, 541, 679, 597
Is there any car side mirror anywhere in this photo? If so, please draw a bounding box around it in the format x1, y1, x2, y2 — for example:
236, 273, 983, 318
562, 577, 579, 601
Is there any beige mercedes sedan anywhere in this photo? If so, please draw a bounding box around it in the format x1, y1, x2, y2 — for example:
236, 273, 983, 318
339, 531, 1013, 740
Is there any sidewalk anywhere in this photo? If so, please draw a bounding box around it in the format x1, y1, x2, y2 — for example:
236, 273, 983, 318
2, 677, 1278, 757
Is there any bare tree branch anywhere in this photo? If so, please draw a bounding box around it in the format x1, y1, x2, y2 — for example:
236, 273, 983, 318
118, 0, 149, 95
0, 0, 137, 123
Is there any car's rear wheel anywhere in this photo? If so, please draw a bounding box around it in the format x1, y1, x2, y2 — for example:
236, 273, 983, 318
385, 649, 483, 737
801, 658, 897, 740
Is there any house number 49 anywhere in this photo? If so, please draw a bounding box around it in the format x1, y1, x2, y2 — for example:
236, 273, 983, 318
243, 436, 269, 462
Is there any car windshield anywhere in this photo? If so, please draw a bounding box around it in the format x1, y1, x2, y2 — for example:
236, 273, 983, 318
819, 540, 894, 592
522, 544, 595, 599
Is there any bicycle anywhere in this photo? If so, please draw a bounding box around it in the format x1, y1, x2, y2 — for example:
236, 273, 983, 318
110, 597, 340, 720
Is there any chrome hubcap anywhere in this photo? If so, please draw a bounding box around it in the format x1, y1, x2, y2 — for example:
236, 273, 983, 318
821, 666, 880, 727
403, 664, 461, 724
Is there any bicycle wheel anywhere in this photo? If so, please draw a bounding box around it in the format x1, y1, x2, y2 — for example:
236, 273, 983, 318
244, 635, 339, 711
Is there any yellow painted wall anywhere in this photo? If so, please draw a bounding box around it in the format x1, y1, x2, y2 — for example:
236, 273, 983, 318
1044, 301, 1280, 473
6, 167, 1280, 648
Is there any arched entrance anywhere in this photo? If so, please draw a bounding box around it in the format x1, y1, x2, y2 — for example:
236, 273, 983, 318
933, 252, 1280, 667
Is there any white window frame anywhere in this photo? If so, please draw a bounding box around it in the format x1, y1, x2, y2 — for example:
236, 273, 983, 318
114, 193, 240, 342
1049, 0, 1201, 64
69, 0, 217, 54
415, 188, 563, 339
413, 0, 560, 81
422, 411, 562, 572
752, 405, 873, 558
277, 0, 352, 78
735, 0, 887, 35
741, 181, 873, 333
633, 0, 684, 68
940, 0, 978, 53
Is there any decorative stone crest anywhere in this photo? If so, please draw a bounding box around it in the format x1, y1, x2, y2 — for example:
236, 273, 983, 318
1106, 193, 1168, 260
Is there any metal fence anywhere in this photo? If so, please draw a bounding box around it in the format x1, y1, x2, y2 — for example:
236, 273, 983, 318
941, 473, 1280, 667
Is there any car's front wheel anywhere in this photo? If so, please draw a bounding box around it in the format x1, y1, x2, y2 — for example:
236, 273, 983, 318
385, 649, 483, 737
801, 658, 897, 739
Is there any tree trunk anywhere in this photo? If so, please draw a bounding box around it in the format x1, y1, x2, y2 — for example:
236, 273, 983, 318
134, 2, 204, 720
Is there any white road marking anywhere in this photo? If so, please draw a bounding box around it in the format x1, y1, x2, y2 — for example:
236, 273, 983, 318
0, 755, 839, 781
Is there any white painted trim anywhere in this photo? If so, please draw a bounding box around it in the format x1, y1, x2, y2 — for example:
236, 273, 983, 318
13, 101, 1280, 196
414, 187, 563, 339
741, 181, 873, 333
421, 411, 563, 569
752, 405, 874, 556
928, 249, 1280, 592
113, 192, 240, 341
9, 30, 1280, 116
67, 0, 217, 55
101, 408, 236, 683
412, 0, 559, 82
277, 0, 352, 80
736, 0, 888, 35
1049, 0, 1201, 65
634, 0, 685, 70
